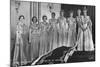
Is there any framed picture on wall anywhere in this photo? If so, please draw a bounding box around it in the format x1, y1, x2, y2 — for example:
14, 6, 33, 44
10, 0, 95, 67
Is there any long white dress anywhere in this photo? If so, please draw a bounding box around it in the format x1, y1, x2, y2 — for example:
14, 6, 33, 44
22, 24, 30, 63
67, 17, 76, 47
76, 16, 84, 51
64, 19, 69, 46
77, 16, 94, 51
13, 22, 26, 65
39, 22, 49, 56
57, 16, 68, 47
49, 18, 58, 50
29, 23, 40, 61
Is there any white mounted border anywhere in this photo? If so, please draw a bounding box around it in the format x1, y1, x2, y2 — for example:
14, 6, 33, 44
19, 0, 95, 6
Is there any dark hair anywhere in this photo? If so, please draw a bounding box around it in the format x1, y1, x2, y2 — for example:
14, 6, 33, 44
77, 9, 81, 12
19, 15, 25, 20
32, 16, 37, 22
42, 15, 47, 20
60, 10, 64, 13
69, 10, 74, 14
83, 6, 87, 11
52, 12, 56, 16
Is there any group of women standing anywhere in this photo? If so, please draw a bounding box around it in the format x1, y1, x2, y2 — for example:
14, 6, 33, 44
13, 7, 94, 66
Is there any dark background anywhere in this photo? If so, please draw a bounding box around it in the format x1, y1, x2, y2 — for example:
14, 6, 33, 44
61, 4, 95, 44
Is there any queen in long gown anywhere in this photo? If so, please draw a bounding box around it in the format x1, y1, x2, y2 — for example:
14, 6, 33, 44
67, 12, 76, 47
13, 18, 26, 65
29, 17, 40, 62
77, 8, 94, 51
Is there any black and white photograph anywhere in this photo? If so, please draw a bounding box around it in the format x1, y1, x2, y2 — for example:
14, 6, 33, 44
10, 0, 95, 67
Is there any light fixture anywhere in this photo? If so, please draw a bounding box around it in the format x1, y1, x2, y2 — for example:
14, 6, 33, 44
15, 1, 20, 13
47, 3, 54, 13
